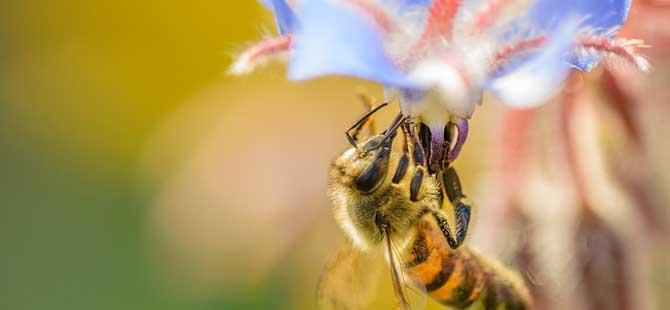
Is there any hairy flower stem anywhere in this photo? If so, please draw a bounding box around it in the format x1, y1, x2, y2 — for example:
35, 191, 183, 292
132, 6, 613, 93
496, 109, 550, 307
562, 73, 634, 310
575, 208, 633, 310
601, 70, 667, 236
560, 74, 590, 210
601, 70, 644, 147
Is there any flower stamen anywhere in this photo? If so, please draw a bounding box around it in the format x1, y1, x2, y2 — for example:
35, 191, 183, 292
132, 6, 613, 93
402, 0, 464, 68
492, 36, 549, 69
417, 0, 464, 48
466, 0, 516, 35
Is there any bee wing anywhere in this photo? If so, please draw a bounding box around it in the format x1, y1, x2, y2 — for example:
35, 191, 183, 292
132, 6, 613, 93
317, 239, 383, 310
399, 261, 428, 310
386, 231, 428, 310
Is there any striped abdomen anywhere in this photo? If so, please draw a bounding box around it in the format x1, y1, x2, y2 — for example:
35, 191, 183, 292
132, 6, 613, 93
404, 216, 531, 310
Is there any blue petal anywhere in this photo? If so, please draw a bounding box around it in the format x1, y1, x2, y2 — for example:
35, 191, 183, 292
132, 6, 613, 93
528, 0, 631, 31
259, 0, 298, 35
383, 0, 432, 10
487, 20, 578, 108
289, 0, 417, 88
259, 0, 271, 8
527, 0, 632, 71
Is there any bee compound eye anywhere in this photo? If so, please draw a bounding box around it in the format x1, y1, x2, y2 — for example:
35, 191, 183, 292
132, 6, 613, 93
354, 144, 391, 193
354, 162, 385, 193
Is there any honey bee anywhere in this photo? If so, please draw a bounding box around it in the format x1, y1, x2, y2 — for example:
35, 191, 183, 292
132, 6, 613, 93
318, 102, 531, 309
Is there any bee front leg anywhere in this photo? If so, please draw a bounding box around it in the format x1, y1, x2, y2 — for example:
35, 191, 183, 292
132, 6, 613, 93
392, 123, 411, 184
401, 121, 429, 202
403, 120, 428, 168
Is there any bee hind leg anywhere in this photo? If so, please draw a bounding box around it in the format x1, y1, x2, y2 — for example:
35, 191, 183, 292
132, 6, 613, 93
437, 166, 472, 249
451, 197, 472, 248
429, 208, 460, 249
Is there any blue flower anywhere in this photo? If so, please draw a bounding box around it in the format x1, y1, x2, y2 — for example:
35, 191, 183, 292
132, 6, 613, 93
259, 0, 298, 35
236, 0, 645, 126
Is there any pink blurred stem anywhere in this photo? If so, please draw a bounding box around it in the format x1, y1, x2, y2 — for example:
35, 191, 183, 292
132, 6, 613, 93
495, 109, 552, 307
496, 109, 536, 208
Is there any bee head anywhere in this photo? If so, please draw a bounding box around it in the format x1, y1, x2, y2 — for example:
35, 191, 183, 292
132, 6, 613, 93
354, 135, 393, 193
332, 134, 394, 195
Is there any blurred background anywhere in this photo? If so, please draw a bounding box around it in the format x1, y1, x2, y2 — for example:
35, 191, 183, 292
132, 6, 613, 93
1, 1, 668, 309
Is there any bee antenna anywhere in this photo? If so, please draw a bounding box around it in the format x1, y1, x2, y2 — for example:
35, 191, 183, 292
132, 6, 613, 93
381, 113, 406, 143
345, 102, 389, 148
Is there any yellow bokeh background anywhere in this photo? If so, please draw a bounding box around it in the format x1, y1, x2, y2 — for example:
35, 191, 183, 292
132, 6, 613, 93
2, 1, 669, 309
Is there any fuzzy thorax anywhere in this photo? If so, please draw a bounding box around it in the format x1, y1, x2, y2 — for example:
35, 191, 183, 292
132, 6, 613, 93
328, 144, 440, 252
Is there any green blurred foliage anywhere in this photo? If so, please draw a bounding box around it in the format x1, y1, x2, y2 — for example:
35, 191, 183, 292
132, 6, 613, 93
0, 1, 294, 309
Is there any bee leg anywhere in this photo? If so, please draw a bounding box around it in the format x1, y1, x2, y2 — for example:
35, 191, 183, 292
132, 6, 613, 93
419, 123, 433, 168
441, 166, 472, 248
360, 112, 406, 152
402, 120, 428, 167
437, 123, 454, 209
345, 102, 389, 148
401, 120, 428, 201
409, 168, 424, 202
451, 197, 472, 248
392, 125, 410, 184
380, 113, 405, 143
429, 208, 460, 249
